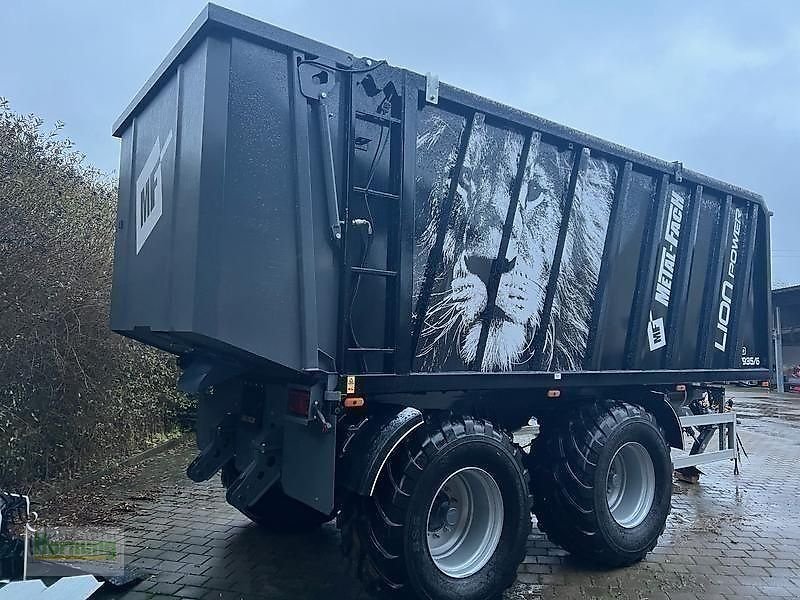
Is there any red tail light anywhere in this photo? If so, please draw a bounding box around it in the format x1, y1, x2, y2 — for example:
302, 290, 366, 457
288, 388, 310, 417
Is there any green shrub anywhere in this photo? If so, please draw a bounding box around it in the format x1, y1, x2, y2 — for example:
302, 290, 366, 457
0, 99, 191, 488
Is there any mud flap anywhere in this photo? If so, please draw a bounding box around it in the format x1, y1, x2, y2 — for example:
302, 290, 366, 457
280, 390, 337, 515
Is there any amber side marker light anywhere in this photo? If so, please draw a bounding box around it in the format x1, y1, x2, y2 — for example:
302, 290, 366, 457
344, 396, 365, 408
547, 389, 560, 398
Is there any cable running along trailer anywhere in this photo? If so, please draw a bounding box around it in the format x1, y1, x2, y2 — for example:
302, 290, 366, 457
111, 5, 771, 599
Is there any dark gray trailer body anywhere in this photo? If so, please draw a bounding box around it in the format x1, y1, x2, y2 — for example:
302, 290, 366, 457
111, 5, 771, 393
110, 7, 772, 597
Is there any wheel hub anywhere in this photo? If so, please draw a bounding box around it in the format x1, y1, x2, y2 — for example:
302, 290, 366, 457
605, 442, 656, 529
445, 506, 459, 527
426, 467, 504, 578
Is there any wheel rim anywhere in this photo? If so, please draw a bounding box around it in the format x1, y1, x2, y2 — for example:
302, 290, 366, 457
426, 467, 504, 578
606, 442, 656, 528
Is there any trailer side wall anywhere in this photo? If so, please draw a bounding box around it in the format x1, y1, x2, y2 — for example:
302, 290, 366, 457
111, 6, 771, 386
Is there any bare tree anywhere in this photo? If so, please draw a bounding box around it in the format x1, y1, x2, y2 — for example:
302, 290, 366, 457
0, 99, 190, 488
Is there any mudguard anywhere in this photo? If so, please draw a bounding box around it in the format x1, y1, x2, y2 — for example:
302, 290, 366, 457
339, 407, 424, 496
638, 394, 684, 450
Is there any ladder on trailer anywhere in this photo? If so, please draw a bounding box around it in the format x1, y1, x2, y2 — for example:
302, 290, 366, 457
339, 72, 405, 374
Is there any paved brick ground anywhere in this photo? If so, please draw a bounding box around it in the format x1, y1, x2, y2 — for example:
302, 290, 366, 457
69, 390, 800, 598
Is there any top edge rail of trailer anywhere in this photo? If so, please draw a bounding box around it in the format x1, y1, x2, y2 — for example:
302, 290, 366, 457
110, 5, 765, 211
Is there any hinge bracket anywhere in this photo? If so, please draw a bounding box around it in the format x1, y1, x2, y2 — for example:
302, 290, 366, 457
425, 72, 439, 104
672, 161, 684, 183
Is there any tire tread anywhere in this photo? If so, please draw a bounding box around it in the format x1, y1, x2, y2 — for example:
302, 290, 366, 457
340, 415, 531, 596
530, 401, 670, 567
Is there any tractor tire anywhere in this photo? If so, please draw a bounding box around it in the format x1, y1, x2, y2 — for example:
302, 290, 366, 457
340, 416, 531, 600
528, 401, 672, 567
221, 462, 333, 533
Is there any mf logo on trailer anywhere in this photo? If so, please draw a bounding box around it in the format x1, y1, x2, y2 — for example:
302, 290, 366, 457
647, 312, 666, 351
135, 131, 173, 254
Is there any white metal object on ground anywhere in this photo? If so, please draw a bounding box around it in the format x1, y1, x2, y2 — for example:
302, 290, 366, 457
0, 575, 102, 599
0, 493, 37, 581
0, 580, 46, 599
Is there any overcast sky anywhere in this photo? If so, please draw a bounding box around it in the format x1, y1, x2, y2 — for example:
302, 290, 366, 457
2, 0, 798, 285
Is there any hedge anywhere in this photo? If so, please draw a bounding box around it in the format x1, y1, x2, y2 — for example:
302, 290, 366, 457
0, 99, 191, 488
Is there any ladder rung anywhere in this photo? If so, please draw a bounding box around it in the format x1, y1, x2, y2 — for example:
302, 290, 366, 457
347, 347, 396, 353
352, 187, 400, 200
355, 111, 401, 126
351, 266, 397, 277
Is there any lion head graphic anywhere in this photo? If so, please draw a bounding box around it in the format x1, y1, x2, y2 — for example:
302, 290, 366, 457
413, 112, 616, 372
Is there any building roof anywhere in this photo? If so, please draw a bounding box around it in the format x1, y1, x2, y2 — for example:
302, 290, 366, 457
773, 284, 800, 296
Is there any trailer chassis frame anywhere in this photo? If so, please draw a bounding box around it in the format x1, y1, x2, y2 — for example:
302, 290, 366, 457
342, 369, 771, 397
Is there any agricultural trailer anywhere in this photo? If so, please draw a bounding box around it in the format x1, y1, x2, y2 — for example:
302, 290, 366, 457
110, 5, 771, 599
